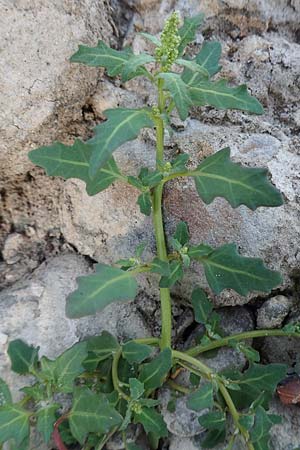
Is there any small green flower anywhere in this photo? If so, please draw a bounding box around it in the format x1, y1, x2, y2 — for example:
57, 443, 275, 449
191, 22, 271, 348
155, 12, 181, 71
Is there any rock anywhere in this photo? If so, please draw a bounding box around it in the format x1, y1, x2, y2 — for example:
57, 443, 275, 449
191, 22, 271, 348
269, 397, 300, 450
2, 233, 26, 264
257, 295, 292, 329
160, 389, 205, 437
0, 254, 151, 400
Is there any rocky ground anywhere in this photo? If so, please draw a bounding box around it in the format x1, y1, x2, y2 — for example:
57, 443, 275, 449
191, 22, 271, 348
1, 0, 300, 449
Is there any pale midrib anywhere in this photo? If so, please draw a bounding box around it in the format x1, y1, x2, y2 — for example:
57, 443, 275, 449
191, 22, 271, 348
104, 111, 147, 150
201, 259, 265, 282
189, 85, 249, 105
85, 272, 131, 302
193, 171, 258, 194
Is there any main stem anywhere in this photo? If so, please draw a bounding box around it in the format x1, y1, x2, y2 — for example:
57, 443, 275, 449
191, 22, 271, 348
152, 78, 172, 349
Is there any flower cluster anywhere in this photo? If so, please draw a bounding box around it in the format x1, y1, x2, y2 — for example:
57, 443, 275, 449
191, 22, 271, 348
155, 11, 181, 71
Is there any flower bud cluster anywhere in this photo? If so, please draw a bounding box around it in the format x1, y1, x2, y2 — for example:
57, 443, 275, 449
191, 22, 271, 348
155, 12, 181, 71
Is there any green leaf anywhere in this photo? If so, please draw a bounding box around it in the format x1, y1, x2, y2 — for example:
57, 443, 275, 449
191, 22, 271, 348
201, 428, 226, 449
137, 192, 152, 216
121, 53, 155, 81
127, 443, 143, 450
192, 148, 283, 209
159, 73, 192, 120
7, 339, 38, 375
134, 407, 168, 438
194, 243, 282, 296
187, 78, 264, 114
53, 341, 87, 393
182, 41, 222, 85
178, 14, 205, 55
70, 40, 132, 76
187, 383, 213, 411
171, 153, 190, 171
86, 331, 120, 361
239, 414, 255, 431
237, 343, 260, 362
138, 168, 163, 187
129, 378, 145, 400
226, 363, 287, 409
69, 387, 122, 444
173, 221, 189, 245
198, 411, 226, 429
36, 404, 60, 443
122, 341, 153, 364
0, 404, 30, 445
159, 260, 183, 288
250, 406, 281, 448
139, 348, 172, 390
21, 383, 46, 402
150, 258, 170, 277
191, 287, 213, 324
176, 58, 209, 78
66, 263, 138, 318
139, 32, 160, 46
89, 108, 154, 176
188, 244, 212, 259
0, 379, 12, 406
29, 140, 121, 196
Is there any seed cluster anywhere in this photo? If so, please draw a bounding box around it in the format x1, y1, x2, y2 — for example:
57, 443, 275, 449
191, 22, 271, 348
155, 12, 181, 71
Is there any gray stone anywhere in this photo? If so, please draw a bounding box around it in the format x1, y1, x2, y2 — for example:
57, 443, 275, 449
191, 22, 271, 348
269, 397, 300, 450
0, 254, 151, 400
257, 295, 292, 329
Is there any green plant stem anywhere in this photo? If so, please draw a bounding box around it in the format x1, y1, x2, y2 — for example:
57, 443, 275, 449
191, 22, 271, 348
112, 350, 130, 401
133, 337, 160, 346
167, 379, 191, 394
152, 78, 172, 350
187, 329, 300, 357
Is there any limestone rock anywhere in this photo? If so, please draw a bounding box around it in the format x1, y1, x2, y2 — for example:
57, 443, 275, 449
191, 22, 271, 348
257, 295, 292, 329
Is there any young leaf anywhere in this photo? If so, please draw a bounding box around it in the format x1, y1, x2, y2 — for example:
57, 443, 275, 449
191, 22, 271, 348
187, 78, 264, 114
159, 73, 192, 120
150, 258, 170, 277
250, 406, 281, 447
201, 428, 226, 449
121, 53, 155, 81
89, 108, 154, 176
137, 192, 152, 216
176, 58, 209, 78
28, 140, 121, 196
173, 221, 189, 245
191, 287, 213, 324
0, 404, 30, 445
122, 341, 153, 364
70, 40, 132, 76
36, 404, 60, 443
178, 13, 205, 55
195, 243, 282, 296
134, 407, 168, 438
139, 32, 161, 46
159, 260, 183, 288
171, 153, 190, 171
86, 331, 120, 361
129, 378, 145, 400
54, 341, 87, 393
181, 41, 222, 85
139, 348, 172, 390
0, 379, 12, 406
7, 339, 38, 375
66, 263, 138, 318
188, 244, 212, 259
198, 411, 226, 429
192, 148, 283, 210
69, 387, 122, 444
187, 383, 214, 411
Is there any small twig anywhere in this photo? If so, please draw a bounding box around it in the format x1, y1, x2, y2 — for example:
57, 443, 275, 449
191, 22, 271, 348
52, 415, 69, 450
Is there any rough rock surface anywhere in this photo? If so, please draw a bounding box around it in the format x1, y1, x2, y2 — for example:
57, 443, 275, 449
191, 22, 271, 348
0, 254, 151, 400
257, 295, 293, 329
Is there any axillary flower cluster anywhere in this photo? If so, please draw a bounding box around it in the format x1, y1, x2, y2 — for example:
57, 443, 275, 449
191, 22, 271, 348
155, 12, 181, 71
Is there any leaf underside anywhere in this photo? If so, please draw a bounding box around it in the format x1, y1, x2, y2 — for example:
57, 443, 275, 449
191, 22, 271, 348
66, 263, 138, 318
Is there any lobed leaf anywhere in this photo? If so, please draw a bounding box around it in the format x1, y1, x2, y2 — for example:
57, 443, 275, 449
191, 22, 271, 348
159, 73, 192, 120
86, 331, 120, 362
7, 339, 38, 375
193, 243, 282, 296
89, 108, 154, 176
0, 404, 30, 446
122, 341, 153, 364
121, 53, 155, 81
187, 78, 264, 114
139, 348, 172, 390
69, 387, 122, 444
150, 258, 171, 277
192, 148, 283, 210
29, 140, 121, 196
53, 341, 87, 393
181, 41, 222, 85
250, 406, 281, 449
66, 263, 138, 318
187, 383, 214, 411
36, 404, 60, 443
70, 40, 132, 76
198, 411, 226, 429
178, 14, 205, 55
